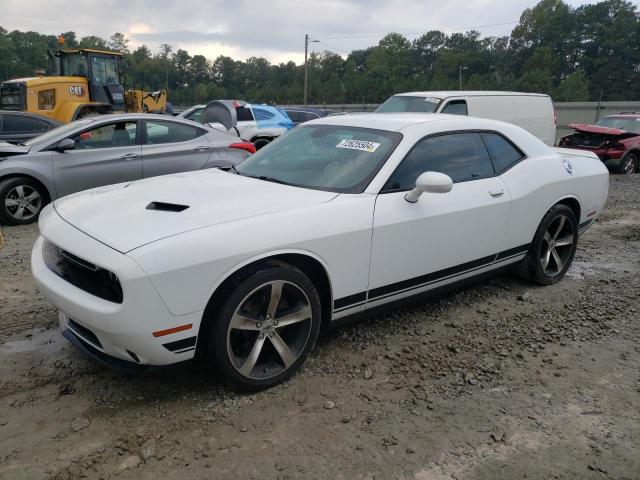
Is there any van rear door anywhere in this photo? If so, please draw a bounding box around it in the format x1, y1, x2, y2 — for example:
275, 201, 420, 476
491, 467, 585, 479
513, 96, 555, 146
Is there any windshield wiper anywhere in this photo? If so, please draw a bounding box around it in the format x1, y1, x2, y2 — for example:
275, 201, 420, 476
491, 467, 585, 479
248, 175, 293, 186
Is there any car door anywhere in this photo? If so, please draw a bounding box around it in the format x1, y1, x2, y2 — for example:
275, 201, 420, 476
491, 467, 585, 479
140, 119, 213, 178
367, 132, 511, 307
52, 120, 142, 197
235, 106, 257, 139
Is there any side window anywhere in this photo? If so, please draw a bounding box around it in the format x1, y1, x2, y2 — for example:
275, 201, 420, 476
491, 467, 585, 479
74, 121, 137, 149
186, 108, 203, 123
383, 133, 494, 191
440, 100, 468, 116
299, 112, 320, 122
236, 107, 254, 121
3, 115, 51, 133
252, 108, 275, 121
145, 121, 202, 145
481, 133, 525, 173
285, 111, 300, 122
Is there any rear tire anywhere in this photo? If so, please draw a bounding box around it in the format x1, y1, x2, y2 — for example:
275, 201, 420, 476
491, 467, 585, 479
616, 153, 637, 175
518, 205, 578, 285
0, 177, 46, 225
207, 263, 322, 391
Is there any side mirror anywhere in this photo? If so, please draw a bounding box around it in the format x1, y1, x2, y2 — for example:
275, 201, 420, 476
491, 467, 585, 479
404, 171, 453, 203
54, 138, 76, 152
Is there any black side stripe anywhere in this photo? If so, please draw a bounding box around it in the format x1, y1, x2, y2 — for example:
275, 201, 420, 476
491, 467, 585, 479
495, 243, 530, 261
368, 253, 496, 301
333, 243, 530, 312
333, 292, 367, 311
162, 336, 197, 353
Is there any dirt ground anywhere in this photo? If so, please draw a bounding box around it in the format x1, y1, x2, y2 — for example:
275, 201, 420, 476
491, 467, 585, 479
0, 176, 639, 480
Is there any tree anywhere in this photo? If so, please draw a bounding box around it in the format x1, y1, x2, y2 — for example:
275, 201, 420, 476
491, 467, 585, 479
78, 35, 108, 50
109, 33, 129, 54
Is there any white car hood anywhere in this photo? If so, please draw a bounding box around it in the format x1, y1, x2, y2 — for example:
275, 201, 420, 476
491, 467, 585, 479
54, 169, 337, 253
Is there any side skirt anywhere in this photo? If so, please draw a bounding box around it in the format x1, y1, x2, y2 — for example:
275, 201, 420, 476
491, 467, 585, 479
328, 261, 519, 330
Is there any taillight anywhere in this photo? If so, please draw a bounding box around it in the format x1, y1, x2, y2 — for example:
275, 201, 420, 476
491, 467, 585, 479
229, 142, 256, 154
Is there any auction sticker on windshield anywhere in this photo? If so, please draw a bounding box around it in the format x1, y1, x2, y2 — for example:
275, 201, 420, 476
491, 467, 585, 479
336, 139, 381, 153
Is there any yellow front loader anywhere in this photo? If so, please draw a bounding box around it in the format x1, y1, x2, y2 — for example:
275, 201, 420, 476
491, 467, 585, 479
0, 46, 167, 123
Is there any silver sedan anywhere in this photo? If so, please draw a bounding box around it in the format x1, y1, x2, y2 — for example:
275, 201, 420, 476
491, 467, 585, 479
0, 113, 255, 225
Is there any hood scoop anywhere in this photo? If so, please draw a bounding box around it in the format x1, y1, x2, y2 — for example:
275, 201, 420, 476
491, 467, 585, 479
146, 201, 190, 212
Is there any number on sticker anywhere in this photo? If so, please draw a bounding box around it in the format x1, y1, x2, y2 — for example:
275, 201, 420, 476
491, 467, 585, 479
336, 139, 381, 153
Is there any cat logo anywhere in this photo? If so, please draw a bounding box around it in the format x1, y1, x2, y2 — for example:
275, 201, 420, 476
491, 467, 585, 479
69, 86, 85, 97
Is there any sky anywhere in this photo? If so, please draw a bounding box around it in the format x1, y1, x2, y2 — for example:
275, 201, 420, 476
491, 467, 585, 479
3, 0, 639, 64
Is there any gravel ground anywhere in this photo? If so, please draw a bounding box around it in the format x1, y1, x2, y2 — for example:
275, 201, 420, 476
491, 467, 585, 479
0, 175, 638, 480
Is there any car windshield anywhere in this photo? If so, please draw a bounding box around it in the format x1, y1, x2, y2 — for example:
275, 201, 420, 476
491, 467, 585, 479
596, 117, 640, 134
376, 95, 441, 113
23, 119, 94, 146
235, 125, 402, 193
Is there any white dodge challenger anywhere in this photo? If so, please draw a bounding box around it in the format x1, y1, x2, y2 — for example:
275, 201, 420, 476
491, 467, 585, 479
31, 113, 609, 390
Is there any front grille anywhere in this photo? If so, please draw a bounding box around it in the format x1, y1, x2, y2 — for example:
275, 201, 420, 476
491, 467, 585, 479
43, 240, 123, 303
0, 82, 26, 111
68, 318, 103, 349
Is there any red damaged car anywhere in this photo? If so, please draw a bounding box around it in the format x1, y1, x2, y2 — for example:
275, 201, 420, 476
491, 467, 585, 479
558, 114, 640, 174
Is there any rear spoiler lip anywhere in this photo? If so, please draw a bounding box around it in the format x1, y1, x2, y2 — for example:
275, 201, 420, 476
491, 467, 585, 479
553, 147, 600, 160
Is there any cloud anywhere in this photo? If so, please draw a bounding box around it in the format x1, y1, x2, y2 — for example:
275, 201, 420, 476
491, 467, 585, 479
3, 0, 637, 63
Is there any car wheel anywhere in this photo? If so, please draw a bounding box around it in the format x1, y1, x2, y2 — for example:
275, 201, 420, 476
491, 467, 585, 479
253, 138, 271, 150
616, 153, 637, 175
518, 205, 578, 285
209, 263, 322, 390
0, 177, 46, 225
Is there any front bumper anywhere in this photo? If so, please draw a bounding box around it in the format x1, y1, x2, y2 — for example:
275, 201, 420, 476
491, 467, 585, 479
31, 212, 203, 367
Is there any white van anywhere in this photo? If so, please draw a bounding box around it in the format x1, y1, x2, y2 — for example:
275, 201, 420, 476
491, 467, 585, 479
376, 91, 556, 146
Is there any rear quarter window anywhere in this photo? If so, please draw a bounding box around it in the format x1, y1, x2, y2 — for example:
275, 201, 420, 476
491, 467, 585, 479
481, 132, 525, 173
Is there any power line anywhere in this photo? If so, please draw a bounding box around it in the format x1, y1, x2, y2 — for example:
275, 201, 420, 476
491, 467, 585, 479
312, 39, 350, 56
313, 20, 518, 41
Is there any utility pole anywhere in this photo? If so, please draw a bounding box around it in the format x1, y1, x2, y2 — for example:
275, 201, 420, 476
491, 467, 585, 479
304, 34, 309, 106
459, 65, 468, 90
303, 34, 319, 106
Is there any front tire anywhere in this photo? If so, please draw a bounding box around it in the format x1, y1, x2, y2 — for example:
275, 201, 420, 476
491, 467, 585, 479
208, 263, 322, 390
518, 205, 578, 285
616, 153, 637, 175
0, 177, 46, 225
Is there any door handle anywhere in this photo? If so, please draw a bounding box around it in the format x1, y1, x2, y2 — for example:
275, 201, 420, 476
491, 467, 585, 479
489, 188, 504, 197
194, 146, 211, 152
120, 153, 139, 160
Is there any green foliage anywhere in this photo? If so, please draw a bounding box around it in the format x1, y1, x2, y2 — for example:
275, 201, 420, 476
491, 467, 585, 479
1, 0, 638, 105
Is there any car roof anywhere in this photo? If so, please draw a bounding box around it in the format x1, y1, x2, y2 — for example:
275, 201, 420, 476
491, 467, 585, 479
0, 109, 61, 124
310, 112, 458, 131
392, 91, 550, 98
75, 113, 200, 124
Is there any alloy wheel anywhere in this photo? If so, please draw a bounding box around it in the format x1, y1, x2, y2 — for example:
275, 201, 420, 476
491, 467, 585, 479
540, 214, 575, 277
226, 280, 313, 380
4, 185, 42, 221
623, 155, 637, 174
